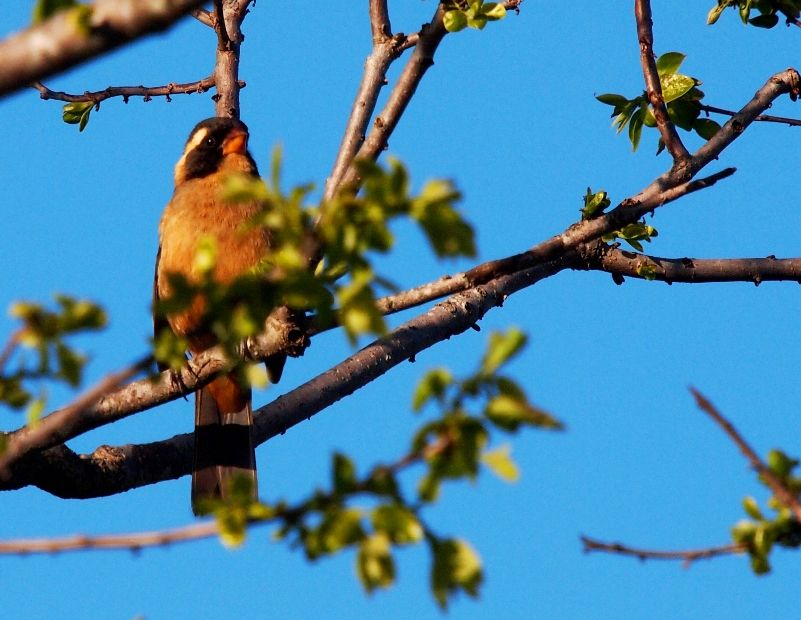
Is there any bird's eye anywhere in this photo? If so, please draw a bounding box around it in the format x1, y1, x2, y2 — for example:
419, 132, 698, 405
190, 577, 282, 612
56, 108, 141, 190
205, 136, 217, 147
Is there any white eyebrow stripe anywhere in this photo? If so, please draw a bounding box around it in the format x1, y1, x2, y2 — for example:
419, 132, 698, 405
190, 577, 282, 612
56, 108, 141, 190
173, 127, 210, 184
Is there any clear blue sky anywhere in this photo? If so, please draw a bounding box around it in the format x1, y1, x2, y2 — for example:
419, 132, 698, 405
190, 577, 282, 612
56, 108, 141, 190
1, 2, 799, 618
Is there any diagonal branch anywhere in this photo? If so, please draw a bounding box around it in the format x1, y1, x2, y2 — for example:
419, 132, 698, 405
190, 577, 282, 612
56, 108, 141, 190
691, 388, 801, 522
335, 5, 450, 191
1, 255, 573, 497
0, 0, 207, 99
634, 0, 690, 162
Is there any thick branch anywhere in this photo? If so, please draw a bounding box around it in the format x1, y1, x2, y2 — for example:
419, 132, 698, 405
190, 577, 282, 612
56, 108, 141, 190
32, 75, 220, 104
2, 255, 573, 497
634, 0, 690, 161
577, 244, 801, 285
213, 1, 245, 118
0, 0, 207, 99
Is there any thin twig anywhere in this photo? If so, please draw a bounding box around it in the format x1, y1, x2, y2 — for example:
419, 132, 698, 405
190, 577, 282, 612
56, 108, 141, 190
0, 0, 208, 99
699, 103, 801, 127
32, 76, 219, 105
581, 535, 745, 566
0, 521, 220, 555
191, 8, 214, 27
691, 388, 801, 522
634, 0, 690, 161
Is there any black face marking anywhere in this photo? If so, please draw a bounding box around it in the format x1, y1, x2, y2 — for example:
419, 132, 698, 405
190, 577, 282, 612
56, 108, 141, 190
178, 117, 251, 182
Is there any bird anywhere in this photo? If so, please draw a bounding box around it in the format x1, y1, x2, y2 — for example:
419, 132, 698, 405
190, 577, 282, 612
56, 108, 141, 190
154, 117, 282, 515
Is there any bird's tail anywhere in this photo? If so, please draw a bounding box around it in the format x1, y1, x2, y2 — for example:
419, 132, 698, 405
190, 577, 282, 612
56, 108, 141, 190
192, 375, 257, 515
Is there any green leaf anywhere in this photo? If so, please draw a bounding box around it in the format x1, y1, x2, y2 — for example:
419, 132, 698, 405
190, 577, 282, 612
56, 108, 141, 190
412, 368, 453, 412
707, 1, 733, 24
62, 101, 93, 131
767, 449, 798, 480
655, 52, 686, 76
481, 444, 520, 482
660, 73, 696, 103
333, 452, 357, 494
636, 263, 658, 281
481, 327, 527, 375
481, 2, 507, 20
749, 13, 780, 27
485, 393, 563, 431
431, 538, 483, 609
372, 505, 424, 544
595, 93, 630, 107
743, 496, 764, 521
581, 187, 611, 220
411, 180, 474, 258
357, 533, 395, 593
628, 112, 643, 152
443, 10, 468, 32
694, 118, 721, 140
32, 0, 77, 24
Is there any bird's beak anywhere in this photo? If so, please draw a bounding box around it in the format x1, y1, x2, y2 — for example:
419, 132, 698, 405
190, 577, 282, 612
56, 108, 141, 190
222, 128, 249, 155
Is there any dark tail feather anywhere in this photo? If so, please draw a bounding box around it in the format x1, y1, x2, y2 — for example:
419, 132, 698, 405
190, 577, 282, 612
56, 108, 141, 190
192, 379, 257, 515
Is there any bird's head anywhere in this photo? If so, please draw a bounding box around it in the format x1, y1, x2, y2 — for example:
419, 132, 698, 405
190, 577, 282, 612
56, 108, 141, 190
173, 117, 256, 186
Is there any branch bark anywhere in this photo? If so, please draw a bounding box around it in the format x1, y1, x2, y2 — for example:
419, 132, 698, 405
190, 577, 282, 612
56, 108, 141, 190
32, 75, 221, 104
691, 388, 801, 522
634, 0, 690, 162
577, 243, 801, 285
0, 0, 208, 99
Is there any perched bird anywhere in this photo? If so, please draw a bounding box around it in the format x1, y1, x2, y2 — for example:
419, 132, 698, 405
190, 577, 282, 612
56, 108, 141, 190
154, 117, 281, 514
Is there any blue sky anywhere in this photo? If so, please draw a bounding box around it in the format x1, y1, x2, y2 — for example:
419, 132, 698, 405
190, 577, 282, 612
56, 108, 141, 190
1, 2, 800, 618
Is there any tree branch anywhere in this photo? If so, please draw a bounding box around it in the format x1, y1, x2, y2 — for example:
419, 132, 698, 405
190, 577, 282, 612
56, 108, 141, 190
464, 167, 737, 285
581, 535, 745, 565
191, 8, 214, 28
32, 75, 221, 104
577, 243, 801, 285
0, 0, 208, 99
323, 4, 427, 200
335, 5, 449, 191
634, 0, 690, 162
691, 388, 801, 522
1, 254, 573, 497
699, 103, 801, 127
213, 1, 245, 118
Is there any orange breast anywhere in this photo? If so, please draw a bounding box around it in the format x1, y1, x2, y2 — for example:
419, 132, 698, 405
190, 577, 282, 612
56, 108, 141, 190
157, 171, 268, 352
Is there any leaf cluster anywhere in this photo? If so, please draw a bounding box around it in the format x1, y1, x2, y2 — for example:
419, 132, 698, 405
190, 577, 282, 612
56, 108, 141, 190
707, 0, 801, 28
443, 1, 507, 32
731, 450, 801, 574
596, 52, 721, 153
0, 295, 106, 423
207, 328, 558, 607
